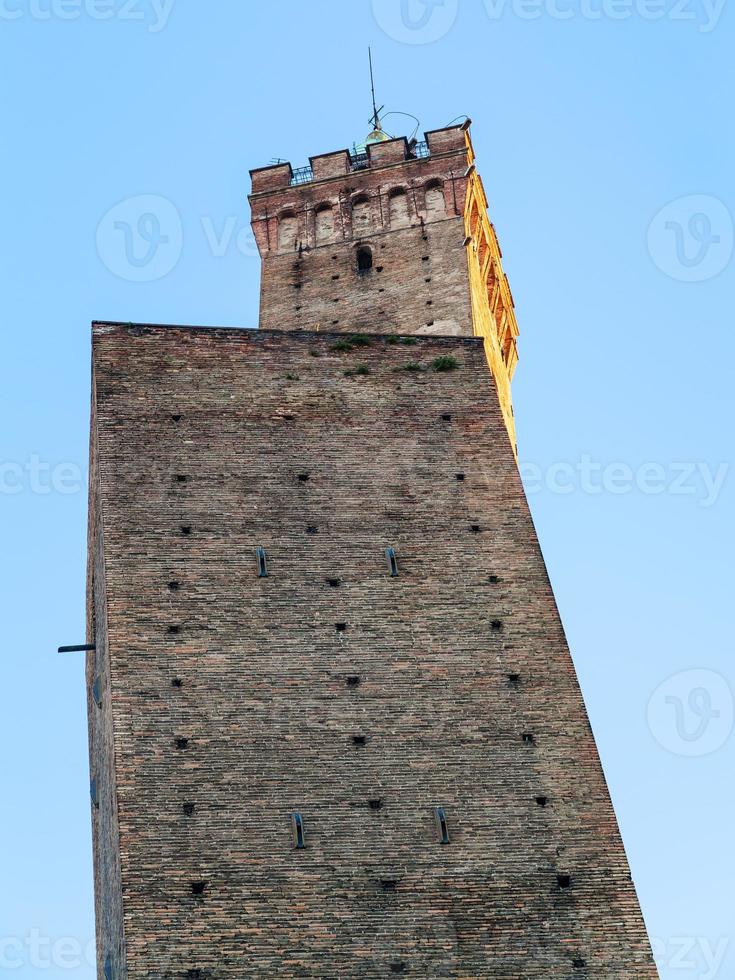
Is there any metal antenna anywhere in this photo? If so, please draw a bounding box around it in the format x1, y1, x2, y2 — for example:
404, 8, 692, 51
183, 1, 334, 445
368, 47, 384, 131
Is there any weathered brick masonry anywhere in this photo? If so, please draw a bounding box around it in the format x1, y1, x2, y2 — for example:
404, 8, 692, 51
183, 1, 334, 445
85, 122, 656, 978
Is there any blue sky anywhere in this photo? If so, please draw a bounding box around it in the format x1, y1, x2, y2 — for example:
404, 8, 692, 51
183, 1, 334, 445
1, 2, 733, 977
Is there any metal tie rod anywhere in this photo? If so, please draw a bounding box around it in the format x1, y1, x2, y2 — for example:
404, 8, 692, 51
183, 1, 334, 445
58, 644, 96, 654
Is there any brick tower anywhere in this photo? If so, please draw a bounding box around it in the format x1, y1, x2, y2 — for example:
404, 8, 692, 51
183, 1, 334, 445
85, 122, 657, 978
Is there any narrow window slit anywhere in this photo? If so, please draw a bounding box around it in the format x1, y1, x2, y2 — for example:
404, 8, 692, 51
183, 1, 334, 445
435, 806, 450, 844
291, 812, 306, 849
90, 777, 99, 809
386, 547, 399, 577
92, 677, 103, 707
256, 547, 268, 578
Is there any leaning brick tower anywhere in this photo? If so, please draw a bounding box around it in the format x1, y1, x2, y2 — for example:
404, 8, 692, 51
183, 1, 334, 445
85, 121, 657, 978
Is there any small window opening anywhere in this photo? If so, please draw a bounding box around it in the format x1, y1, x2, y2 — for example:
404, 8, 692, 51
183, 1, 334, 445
104, 955, 114, 980
171, 414, 182, 423
327, 577, 341, 588
386, 547, 399, 577
346, 675, 361, 688
491, 620, 503, 631
369, 799, 383, 810
335, 622, 347, 632
291, 812, 306, 849
441, 413, 452, 422
522, 733, 535, 745
390, 964, 407, 975
536, 796, 548, 807
421, 255, 429, 262
380, 879, 398, 892
256, 547, 268, 578
435, 806, 450, 844
298, 473, 310, 483
186, 971, 208, 980
90, 778, 99, 809
470, 524, 481, 534
167, 625, 180, 635
455, 473, 465, 482
488, 575, 500, 584
92, 677, 103, 708
557, 874, 571, 889
353, 735, 367, 746
191, 881, 206, 896
508, 674, 520, 688
572, 958, 587, 968
168, 581, 180, 591
172, 678, 183, 688
183, 802, 195, 816
174, 474, 188, 483
175, 737, 189, 750
181, 526, 192, 536
357, 247, 373, 274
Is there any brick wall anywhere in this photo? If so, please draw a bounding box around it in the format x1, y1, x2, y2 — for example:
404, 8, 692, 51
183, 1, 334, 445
88, 321, 657, 978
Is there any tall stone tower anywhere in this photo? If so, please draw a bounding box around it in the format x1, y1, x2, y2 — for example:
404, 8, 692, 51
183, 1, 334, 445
85, 122, 657, 979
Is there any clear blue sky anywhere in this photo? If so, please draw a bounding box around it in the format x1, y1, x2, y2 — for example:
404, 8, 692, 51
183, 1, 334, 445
1, 2, 733, 977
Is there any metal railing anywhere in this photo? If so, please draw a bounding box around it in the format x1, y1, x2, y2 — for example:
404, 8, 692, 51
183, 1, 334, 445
288, 141, 430, 186
290, 166, 313, 186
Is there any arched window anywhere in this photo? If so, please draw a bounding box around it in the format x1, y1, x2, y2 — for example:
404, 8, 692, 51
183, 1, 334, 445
388, 188, 409, 228
277, 210, 298, 251
315, 204, 334, 243
352, 195, 371, 236
356, 246, 373, 274
425, 181, 445, 219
